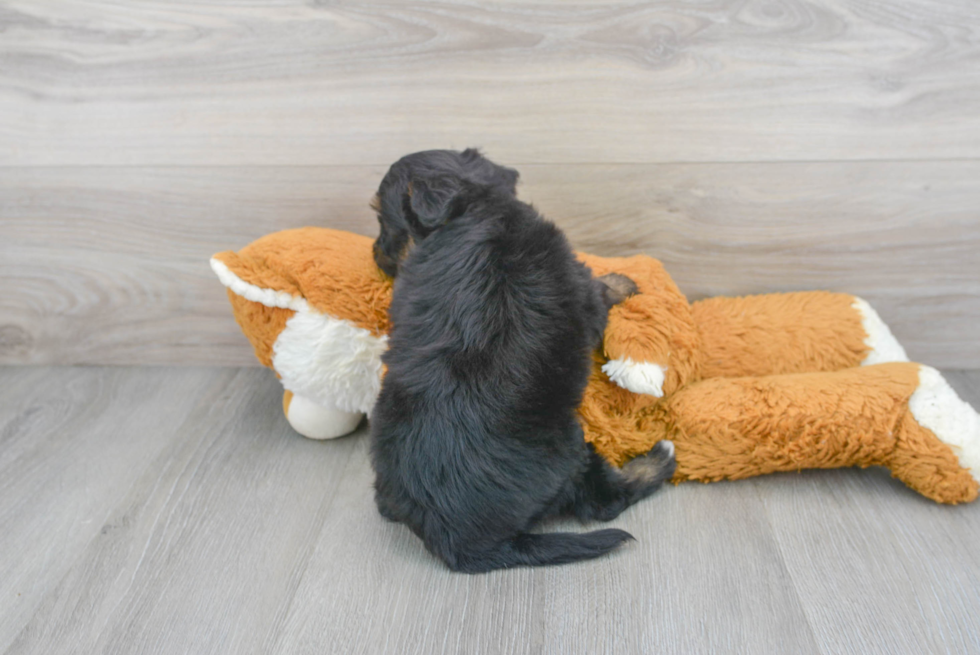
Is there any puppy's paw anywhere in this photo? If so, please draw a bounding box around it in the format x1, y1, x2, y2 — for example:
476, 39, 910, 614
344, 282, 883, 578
622, 440, 677, 502
597, 273, 638, 307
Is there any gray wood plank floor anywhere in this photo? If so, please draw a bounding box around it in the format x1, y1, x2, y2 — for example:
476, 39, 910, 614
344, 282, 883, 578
3, 366, 979, 654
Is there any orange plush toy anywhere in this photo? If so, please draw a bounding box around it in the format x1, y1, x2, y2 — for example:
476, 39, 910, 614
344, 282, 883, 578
212, 227, 980, 504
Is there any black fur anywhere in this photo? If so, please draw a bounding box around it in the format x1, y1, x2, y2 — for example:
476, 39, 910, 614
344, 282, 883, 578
371, 148, 519, 278
370, 149, 675, 573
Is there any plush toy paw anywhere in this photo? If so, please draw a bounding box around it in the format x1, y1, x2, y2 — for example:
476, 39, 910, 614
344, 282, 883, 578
601, 358, 666, 397
283, 391, 364, 440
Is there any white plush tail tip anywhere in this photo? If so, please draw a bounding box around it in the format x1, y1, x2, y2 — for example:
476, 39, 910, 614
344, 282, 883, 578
852, 297, 908, 365
909, 366, 980, 483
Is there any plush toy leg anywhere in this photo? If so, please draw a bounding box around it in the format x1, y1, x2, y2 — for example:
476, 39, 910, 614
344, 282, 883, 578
691, 291, 907, 379
888, 366, 980, 503
660, 362, 978, 503
282, 390, 364, 440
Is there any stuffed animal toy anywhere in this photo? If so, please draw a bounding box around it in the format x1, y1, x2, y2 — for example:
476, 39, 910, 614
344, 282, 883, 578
211, 227, 980, 504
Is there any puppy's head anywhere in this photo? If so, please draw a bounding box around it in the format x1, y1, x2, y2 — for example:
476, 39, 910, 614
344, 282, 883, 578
371, 148, 519, 277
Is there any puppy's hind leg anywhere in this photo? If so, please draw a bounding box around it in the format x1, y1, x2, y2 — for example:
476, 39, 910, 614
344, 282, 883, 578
567, 441, 676, 522
620, 440, 676, 504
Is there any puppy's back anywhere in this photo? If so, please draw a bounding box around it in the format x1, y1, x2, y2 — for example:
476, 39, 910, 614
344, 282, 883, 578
383, 199, 595, 412
372, 193, 621, 572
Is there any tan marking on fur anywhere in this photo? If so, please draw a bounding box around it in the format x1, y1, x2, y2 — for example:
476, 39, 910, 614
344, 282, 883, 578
597, 272, 638, 305
369, 194, 381, 213
399, 236, 416, 262
622, 447, 672, 485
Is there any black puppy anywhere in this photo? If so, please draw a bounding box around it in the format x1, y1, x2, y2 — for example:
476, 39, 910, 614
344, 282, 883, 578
370, 149, 675, 572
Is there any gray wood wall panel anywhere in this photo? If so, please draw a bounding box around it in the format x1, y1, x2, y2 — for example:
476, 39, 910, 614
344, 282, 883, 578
1, 0, 978, 364
2, 1, 980, 165
2, 163, 977, 367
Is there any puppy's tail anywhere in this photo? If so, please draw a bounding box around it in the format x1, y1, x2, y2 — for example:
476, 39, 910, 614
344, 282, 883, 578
455, 529, 634, 573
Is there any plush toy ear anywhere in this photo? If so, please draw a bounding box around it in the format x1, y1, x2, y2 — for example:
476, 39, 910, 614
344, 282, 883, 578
409, 175, 462, 230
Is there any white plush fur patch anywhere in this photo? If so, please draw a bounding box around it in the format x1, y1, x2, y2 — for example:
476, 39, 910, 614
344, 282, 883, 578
273, 311, 387, 414
910, 366, 980, 484
602, 358, 666, 397
852, 297, 908, 365
211, 256, 386, 414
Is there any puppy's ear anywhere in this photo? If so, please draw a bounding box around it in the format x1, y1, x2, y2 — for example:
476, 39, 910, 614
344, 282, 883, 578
496, 165, 520, 195
460, 148, 519, 196
409, 175, 461, 230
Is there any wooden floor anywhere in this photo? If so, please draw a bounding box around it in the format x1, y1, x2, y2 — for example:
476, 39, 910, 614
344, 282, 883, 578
2, 365, 979, 654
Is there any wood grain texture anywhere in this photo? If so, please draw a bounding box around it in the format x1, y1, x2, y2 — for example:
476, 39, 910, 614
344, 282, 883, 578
2, 367, 979, 654
1, 0, 979, 166
5, 368, 361, 655
267, 436, 820, 655
2, 162, 977, 367
753, 369, 980, 655
0, 166, 383, 366
755, 468, 980, 655
0, 366, 233, 654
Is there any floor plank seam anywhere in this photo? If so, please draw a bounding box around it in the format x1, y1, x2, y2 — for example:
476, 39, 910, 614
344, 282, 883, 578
260, 436, 363, 654
750, 479, 827, 655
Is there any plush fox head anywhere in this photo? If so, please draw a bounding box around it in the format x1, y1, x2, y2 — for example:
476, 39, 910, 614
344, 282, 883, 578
211, 227, 393, 415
